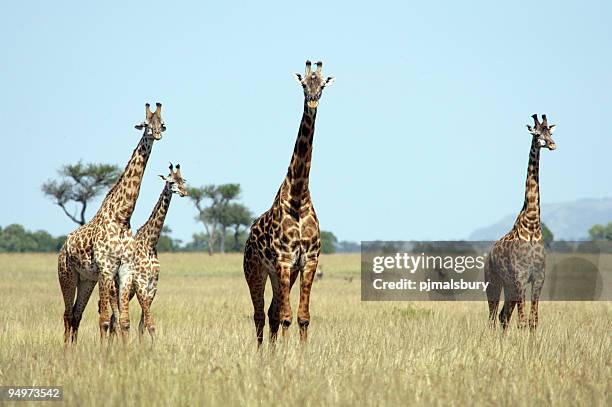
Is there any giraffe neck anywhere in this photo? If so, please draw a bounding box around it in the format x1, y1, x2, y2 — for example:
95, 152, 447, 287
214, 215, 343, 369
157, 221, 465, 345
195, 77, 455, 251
512, 135, 542, 240
136, 185, 172, 249
95, 134, 154, 226
280, 100, 317, 206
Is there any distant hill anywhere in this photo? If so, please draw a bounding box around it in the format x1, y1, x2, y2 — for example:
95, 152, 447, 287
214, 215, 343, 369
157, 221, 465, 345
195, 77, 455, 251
469, 198, 612, 241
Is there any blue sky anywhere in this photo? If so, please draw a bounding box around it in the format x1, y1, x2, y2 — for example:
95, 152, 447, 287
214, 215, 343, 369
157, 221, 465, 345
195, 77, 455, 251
2, 1, 611, 243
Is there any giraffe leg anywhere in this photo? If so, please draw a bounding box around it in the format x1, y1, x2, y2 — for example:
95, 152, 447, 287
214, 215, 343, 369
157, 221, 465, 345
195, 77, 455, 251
108, 281, 121, 343
144, 297, 156, 342
139, 289, 157, 343
134, 287, 147, 342
297, 258, 318, 343
529, 274, 544, 330
142, 267, 160, 341
499, 283, 520, 332
267, 294, 280, 344
136, 298, 155, 343
268, 266, 296, 340
127, 274, 149, 341
244, 253, 267, 346
289, 267, 300, 290
484, 264, 502, 327
529, 299, 540, 330
117, 263, 134, 344
97, 260, 120, 343
516, 286, 528, 329
58, 247, 76, 345
98, 286, 117, 341
139, 311, 146, 341
144, 271, 159, 342
107, 276, 119, 338
267, 267, 299, 343
499, 300, 516, 331
276, 262, 293, 338
71, 278, 97, 343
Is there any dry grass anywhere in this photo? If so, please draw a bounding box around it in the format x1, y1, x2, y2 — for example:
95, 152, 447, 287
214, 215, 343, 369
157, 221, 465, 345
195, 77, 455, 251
0, 253, 610, 406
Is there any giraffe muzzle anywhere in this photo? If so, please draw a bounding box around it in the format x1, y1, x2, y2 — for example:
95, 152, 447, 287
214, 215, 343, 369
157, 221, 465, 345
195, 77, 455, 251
307, 100, 319, 108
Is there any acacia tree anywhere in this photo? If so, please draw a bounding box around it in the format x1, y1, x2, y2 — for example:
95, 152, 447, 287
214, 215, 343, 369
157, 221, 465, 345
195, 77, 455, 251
588, 222, 612, 240
320, 231, 338, 254
188, 183, 241, 255
157, 226, 182, 252
542, 223, 554, 247
42, 161, 121, 225
219, 203, 253, 252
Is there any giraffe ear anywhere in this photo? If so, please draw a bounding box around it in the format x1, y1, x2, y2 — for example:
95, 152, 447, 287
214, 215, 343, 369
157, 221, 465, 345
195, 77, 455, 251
159, 175, 169, 182
548, 124, 556, 134
526, 124, 536, 134
293, 73, 304, 84
135, 122, 146, 130
323, 76, 335, 87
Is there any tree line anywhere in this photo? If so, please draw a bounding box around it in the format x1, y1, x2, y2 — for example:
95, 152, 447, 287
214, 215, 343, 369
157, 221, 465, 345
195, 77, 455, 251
34, 160, 612, 255
31, 160, 347, 254
588, 222, 612, 241
0, 224, 66, 253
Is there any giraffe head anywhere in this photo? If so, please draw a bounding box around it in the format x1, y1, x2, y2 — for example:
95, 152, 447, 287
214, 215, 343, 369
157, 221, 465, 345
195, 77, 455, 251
159, 163, 188, 197
293, 60, 334, 109
134, 102, 166, 140
527, 114, 556, 150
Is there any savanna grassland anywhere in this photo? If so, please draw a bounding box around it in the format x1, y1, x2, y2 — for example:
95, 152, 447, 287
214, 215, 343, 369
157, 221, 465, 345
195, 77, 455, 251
0, 253, 610, 406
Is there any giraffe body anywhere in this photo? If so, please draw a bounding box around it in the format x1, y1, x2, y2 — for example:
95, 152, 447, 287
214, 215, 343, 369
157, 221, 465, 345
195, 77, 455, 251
485, 114, 556, 330
127, 164, 187, 342
58, 103, 165, 344
244, 175, 321, 343
244, 61, 333, 345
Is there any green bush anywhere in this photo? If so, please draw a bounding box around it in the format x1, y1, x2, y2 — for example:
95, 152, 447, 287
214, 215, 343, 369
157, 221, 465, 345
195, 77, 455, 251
0, 224, 66, 252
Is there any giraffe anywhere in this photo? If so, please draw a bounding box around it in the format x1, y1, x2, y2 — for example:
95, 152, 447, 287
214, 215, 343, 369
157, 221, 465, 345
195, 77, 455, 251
485, 114, 556, 331
58, 102, 166, 344
127, 163, 188, 342
243, 60, 334, 346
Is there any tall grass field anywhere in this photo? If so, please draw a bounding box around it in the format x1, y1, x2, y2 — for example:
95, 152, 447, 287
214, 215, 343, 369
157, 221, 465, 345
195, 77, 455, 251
0, 253, 610, 406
